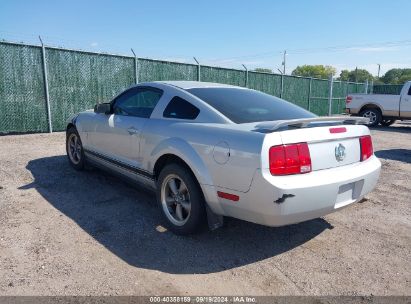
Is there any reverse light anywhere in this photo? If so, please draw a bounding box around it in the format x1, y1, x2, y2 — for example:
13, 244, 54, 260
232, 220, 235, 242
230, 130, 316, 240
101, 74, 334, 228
269, 143, 312, 175
346, 96, 352, 104
359, 135, 373, 161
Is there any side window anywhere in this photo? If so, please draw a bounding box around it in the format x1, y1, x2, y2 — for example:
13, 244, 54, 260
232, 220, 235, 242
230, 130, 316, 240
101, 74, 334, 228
163, 96, 200, 120
408, 85, 411, 96
113, 87, 163, 118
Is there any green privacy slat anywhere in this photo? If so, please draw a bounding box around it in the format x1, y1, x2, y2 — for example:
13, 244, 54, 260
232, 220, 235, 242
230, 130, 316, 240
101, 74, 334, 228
200, 66, 246, 86
247, 72, 282, 97
372, 84, 403, 95
0, 41, 370, 133
46, 48, 135, 131
332, 81, 347, 115
0, 43, 48, 133
308, 79, 329, 115
309, 98, 329, 116
282, 76, 310, 109
138, 59, 198, 82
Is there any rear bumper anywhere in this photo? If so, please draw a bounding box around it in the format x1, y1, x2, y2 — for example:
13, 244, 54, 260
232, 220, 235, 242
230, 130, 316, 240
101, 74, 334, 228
212, 156, 381, 227
346, 108, 360, 115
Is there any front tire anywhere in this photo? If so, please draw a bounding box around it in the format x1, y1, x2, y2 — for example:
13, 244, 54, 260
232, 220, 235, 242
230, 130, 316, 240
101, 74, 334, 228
359, 108, 381, 127
66, 127, 85, 170
156, 163, 206, 235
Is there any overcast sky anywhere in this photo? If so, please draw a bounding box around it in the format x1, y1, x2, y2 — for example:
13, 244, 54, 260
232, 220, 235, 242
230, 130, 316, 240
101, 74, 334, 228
1, 0, 410, 76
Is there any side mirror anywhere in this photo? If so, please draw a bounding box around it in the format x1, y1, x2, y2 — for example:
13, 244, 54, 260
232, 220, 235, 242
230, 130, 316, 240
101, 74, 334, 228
94, 103, 111, 114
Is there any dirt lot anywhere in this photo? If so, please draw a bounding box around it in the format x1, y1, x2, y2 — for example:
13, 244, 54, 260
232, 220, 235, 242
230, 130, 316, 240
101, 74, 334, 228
0, 123, 410, 296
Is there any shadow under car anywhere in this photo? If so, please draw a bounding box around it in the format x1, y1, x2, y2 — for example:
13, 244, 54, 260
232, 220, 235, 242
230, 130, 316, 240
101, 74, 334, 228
20, 155, 333, 274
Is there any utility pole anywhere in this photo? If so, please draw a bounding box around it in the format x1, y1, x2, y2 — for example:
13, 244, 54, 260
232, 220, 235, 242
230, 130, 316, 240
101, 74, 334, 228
282, 50, 287, 75
377, 64, 381, 79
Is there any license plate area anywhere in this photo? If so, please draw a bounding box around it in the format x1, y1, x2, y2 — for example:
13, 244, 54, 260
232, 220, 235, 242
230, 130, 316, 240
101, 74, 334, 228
335, 179, 364, 209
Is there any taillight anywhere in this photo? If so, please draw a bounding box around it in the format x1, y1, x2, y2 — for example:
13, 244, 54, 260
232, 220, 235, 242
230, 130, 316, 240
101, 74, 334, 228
359, 135, 373, 161
346, 96, 352, 104
269, 143, 312, 175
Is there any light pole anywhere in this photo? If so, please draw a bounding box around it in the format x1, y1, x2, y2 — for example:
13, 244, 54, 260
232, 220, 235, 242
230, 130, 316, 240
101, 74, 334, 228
377, 64, 381, 79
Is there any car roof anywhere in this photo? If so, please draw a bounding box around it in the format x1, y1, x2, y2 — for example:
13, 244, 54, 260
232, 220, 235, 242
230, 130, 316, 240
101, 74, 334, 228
152, 81, 240, 90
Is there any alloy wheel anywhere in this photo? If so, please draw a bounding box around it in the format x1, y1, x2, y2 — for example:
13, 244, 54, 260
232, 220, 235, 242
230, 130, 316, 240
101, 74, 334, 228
160, 174, 191, 226
362, 110, 377, 124
68, 133, 82, 165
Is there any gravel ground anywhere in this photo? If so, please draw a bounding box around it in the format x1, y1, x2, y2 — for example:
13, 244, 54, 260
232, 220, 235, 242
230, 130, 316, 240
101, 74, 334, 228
0, 123, 410, 296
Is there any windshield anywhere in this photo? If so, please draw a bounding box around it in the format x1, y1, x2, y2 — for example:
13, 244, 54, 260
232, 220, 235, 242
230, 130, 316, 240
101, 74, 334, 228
187, 87, 316, 123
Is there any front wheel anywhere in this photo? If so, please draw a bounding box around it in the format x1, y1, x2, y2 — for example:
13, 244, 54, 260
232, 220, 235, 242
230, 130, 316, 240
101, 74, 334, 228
156, 164, 206, 235
359, 108, 381, 127
66, 127, 85, 170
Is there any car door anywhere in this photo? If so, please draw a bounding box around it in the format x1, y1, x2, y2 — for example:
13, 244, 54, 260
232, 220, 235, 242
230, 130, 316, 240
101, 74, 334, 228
89, 86, 163, 169
400, 84, 411, 118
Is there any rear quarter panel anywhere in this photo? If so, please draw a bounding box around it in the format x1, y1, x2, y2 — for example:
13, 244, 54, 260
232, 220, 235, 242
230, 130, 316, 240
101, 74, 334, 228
140, 119, 265, 193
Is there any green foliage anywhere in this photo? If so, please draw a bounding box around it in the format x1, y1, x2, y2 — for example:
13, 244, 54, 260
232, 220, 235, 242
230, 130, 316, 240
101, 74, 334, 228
338, 69, 373, 82
380, 68, 411, 84
291, 65, 336, 79
372, 78, 384, 85
253, 68, 273, 73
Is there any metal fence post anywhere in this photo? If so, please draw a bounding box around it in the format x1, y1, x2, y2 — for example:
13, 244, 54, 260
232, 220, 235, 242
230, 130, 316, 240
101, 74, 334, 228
280, 73, 284, 98
242, 64, 248, 87
365, 79, 368, 94
328, 74, 334, 116
39, 36, 52, 133
131, 48, 138, 84
370, 79, 374, 94
193, 57, 200, 81
307, 77, 312, 111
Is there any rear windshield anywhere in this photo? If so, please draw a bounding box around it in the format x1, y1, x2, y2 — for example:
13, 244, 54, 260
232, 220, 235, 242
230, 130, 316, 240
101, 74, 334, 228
187, 87, 316, 123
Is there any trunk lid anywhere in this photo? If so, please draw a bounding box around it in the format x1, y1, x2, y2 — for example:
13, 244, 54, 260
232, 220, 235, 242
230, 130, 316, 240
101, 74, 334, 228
261, 118, 370, 172
278, 126, 365, 171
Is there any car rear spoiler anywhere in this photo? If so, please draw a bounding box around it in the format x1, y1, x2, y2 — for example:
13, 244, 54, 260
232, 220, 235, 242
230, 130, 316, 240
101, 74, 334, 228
254, 116, 369, 132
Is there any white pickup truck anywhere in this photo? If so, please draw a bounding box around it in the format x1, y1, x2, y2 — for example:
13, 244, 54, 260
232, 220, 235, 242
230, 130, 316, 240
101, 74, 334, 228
345, 81, 411, 127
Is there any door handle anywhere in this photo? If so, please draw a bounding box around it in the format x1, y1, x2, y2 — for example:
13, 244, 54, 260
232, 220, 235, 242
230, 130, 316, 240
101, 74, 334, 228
127, 127, 139, 135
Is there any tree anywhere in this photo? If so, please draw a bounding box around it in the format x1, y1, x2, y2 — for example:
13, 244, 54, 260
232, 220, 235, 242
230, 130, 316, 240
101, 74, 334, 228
380, 68, 411, 84
398, 74, 411, 84
339, 70, 350, 81
337, 69, 374, 82
253, 68, 273, 73
291, 65, 336, 79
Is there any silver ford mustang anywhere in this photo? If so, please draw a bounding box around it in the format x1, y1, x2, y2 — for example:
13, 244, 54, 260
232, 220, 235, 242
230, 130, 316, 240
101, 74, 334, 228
66, 81, 381, 234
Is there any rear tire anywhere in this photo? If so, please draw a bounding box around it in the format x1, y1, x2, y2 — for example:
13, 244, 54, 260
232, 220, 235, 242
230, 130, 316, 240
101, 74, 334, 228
380, 119, 396, 127
156, 163, 206, 235
359, 108, 381, 127
66, 127, 85, 170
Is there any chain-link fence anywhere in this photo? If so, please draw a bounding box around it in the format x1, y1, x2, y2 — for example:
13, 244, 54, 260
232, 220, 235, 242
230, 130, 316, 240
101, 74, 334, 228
0, 40, 368, 134
372, 84, 403, 95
